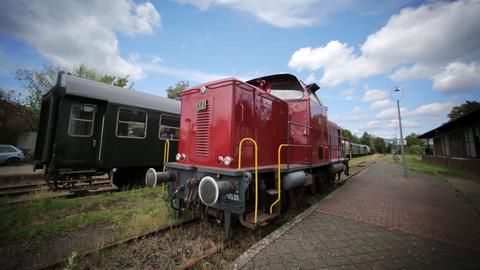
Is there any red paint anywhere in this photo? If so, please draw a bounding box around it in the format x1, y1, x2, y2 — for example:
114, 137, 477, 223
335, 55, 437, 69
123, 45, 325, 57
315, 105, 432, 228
175, 74, 344, 170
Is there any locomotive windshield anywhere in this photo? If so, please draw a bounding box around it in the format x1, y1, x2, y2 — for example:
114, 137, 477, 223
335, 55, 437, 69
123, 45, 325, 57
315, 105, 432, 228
269, 80, 304, 100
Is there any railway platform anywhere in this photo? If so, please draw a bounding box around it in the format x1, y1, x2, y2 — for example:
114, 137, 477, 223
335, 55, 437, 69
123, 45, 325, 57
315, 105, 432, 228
230, 158, 480, 269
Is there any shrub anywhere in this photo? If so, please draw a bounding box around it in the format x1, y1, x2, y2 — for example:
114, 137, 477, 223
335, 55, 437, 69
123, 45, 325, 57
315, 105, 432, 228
407, 145, 422, 155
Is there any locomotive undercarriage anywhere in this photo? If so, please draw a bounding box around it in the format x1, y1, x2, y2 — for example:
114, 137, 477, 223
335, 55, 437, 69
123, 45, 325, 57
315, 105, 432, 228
148, 160, 349, 239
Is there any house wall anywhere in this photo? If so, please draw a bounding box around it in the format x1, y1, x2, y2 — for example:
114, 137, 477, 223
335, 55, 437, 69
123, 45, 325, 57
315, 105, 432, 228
431, 122, 479, 159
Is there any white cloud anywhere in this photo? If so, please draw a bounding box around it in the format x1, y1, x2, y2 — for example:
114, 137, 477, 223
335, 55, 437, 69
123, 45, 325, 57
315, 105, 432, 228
370, 99, 393, 109
142, 60, 227, 83
432, 62, 480, 92
305, 73, 316, 84
288, 41, 379, 86
391, 119, 421, 128
376, 107, 406, 119
363, 89, 388, 101
359, 119, 420, 131
352, 106, 362, 113
340, 88, 355, 100
151, 55, 164, 65
342, 115, 369, 122
0, 0, 161, 79
288, 0, 480, 92
410, 102, 453, 117
389, 63, 436, 82
175, 0, 354, 28
374, 101, 453, 119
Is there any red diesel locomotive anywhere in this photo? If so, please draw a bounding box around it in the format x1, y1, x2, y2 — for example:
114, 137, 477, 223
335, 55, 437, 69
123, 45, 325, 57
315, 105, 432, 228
146, 74, 349, 239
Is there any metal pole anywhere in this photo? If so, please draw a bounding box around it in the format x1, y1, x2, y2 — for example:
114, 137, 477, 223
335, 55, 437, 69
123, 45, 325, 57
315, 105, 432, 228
396, 100, 407, 177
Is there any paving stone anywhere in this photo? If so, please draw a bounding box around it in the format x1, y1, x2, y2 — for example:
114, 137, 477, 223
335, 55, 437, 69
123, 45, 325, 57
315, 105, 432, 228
235, 162, 480, 270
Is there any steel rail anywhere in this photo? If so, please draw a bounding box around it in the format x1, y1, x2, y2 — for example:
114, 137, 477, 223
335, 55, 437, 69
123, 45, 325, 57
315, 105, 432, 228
36, 217, 200, 270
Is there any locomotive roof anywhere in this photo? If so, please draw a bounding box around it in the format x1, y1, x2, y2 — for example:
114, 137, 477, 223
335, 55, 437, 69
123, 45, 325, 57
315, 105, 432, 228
246, 73, 301, 87
55, 72, 180, 114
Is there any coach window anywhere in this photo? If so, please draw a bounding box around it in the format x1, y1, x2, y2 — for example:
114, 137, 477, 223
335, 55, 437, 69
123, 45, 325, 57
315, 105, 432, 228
116, 108, 147, 139
159, 115, 180, 141
68, 104, 95, 137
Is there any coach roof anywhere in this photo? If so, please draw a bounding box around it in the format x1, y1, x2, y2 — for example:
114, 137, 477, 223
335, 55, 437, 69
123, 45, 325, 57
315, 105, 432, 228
55, 72, 180, 114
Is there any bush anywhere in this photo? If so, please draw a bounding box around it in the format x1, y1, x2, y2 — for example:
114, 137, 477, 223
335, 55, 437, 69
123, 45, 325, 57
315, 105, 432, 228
407, 145, 422, 155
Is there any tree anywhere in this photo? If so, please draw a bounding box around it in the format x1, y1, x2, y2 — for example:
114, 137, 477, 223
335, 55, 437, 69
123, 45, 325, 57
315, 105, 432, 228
373, 137, 386, 153
342, 129, 360, 143
14, 64, 61, 114
0, 87, 36, 143
72, 64, 131, 88
448, 100, 480, 120
14, 63, 131, 123
360, 132, 373, 146
166, 81, 189, 100
385, 143, 392, 154
405, 133, 424, 147
407, 145, 422, 155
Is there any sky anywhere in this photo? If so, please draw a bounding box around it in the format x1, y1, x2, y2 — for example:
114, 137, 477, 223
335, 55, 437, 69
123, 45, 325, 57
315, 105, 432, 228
0, 0, 479, 139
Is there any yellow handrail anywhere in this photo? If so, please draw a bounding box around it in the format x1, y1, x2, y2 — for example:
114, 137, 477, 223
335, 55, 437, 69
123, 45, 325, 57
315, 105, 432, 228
163, 139, 170, 172
237, 138, 258, 224
270, 144, 288, 214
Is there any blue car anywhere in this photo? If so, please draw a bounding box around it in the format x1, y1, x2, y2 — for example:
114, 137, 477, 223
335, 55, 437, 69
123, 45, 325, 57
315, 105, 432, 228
0, 144, 25, 165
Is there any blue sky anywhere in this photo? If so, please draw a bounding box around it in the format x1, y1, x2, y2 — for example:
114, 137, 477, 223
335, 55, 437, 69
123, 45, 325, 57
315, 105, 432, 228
1, 0, 479, 138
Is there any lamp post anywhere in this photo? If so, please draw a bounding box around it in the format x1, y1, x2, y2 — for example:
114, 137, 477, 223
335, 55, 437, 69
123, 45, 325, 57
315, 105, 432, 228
392, 87, 407, 177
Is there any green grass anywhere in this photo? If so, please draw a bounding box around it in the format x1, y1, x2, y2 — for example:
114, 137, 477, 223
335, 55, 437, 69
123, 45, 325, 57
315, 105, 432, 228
392, 154, 479, 218
402, 154, 479, 182
0, 187, 175, 245
349, 153, 380, 166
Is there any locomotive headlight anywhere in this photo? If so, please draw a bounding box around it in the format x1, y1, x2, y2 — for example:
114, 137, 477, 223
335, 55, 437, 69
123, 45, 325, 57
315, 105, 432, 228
181, 154, 186, 160
217, 156, 224, 164
176, 153, 182, 161
223, 156, 233, 166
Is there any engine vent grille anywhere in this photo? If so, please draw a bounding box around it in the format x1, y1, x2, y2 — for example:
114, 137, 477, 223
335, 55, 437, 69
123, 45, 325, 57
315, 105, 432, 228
195, 101, 210, 156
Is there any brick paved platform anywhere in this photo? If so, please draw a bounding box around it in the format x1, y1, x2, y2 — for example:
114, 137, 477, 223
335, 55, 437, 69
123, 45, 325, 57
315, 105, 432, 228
230, 160, 480, 269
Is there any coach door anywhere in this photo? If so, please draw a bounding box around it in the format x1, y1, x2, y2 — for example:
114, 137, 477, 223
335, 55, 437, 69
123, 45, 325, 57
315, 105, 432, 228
55, 99, 105, 166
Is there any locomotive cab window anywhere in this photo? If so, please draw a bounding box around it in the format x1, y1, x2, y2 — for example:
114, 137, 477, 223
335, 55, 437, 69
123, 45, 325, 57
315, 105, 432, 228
159, 115, 180, 141
116, 108, 147, 139
68, 104, 95, 137
269, 80, 304, 100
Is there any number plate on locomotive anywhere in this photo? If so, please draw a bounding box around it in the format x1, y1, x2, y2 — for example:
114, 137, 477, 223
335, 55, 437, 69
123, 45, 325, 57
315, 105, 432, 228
197, 99, 207, 111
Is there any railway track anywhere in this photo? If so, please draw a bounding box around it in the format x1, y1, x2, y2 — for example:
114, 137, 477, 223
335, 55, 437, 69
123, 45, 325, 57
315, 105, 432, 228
0, 178, 118, 203
344, 157, 377, 180
174, 158, 379, 270
38, 217, 201, 270
28, 157, 378, 270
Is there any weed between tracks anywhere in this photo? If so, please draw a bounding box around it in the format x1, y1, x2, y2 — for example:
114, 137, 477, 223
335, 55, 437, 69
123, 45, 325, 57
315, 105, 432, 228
74, 221, 220, 269
0, 187, 175, 246
73, 182, 338, 270
1, 159, 375, 269
72, 158, 372, 269
349, 153, 380, 166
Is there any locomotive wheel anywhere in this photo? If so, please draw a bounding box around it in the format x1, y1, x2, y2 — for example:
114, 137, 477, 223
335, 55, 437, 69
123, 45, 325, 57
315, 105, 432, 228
112, 172, 129, 189
318, 173, 329, 190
